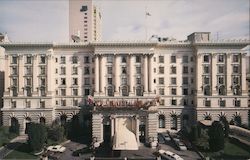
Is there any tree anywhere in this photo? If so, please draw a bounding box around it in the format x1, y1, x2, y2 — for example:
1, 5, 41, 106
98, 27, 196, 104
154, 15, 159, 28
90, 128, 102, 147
190, 125, 199, 141
27, 123, 47, 152
220, 117, 229, 138
208, 121, 225, 151
47, 125, 64, 142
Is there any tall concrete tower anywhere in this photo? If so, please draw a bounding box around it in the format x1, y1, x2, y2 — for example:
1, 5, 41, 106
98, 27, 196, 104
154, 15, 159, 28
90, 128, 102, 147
69, 0, 102, 42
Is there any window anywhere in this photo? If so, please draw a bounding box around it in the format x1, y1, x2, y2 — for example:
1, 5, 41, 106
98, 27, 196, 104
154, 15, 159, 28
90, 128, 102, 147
203, 66, 209, 74
159, 88, 164, 95
84, 67, 90, 74
26, 101, 31, 108
159, 78, 164, 85
12, 78, 17, 86
84, 78, 90, 85
107, 67, 112, 74
171, 66, 176, 74
182, 56, 188, 63
61, 67, 66, 75
191, 67, 194, 73
218, 85, 225, 95
12, 56, 17, 64
136, 86, 143, 96
72, 67, 78, 74
136, 56, 141, 63
171, 88, 176, 95
203, 55, 209, 63
26, 87, 32, 96
61, 89, 66, 96
12, 67, 18, 75
183, 99, 188, 106
219, 100, 225, 107
171, 115, 177, 130
40, 101, 45, 108
159, 115, 165, 128
72, 78, 78, 85
160, 99, 165, 105
233, 65, 239, 73
205, 100, 211, 107
218, 55, 224, 63
234, 99, 240, 107
183, 66, 188, 74
26, 78, 32, 86
60, 56, 66, 64
84, 56, 90, 63
40, 56, 46, 64
11, 101, 16, 108
121, 86, 128, 96
107, 78, 112, 85
171, 77, 176, 85
40, 66, 46, 75
183, 88, 188, 95
232, 76, 240, 85
218, 65, 224, 74
55, 69, 58, 74
136, 67, 141, 74
85, 89, 90, 96
72, 56, 78, 64
73, 100, 78, 106
171, 56, 176, 63
107, 56, 113, 63
233, 86, 240, 95
203, 76, 210, 85
183, 77, 188, 85
12, 87, 18, 97
122, 67, 127, 74
26, 67, 32, 75
233, 54, 239, 63
61, 100, 66, 106
73, 89, 78, 96
40, 87, 46, 96
159, 67, 164, 74
171, 99, 177, 105
55, 58, 58, 63
107, 87, 113, 96
204, 86, 210, 95
61, 78, 66, 85
121, 56, 127, 63
136, 77, 141, 84
159, 56, 164, 63
121, 77, 127, 85
26, 56, 32, 64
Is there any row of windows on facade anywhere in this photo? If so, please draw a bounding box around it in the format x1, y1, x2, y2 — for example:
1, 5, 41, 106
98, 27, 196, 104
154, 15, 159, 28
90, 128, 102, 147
202, 76, 241, 86
202, 85, 241, 96
202, 54, 241, 63
202, 65, 241, 74
203, 99, 241, 107
10, 87, 46, 97
11, 100, 45, 108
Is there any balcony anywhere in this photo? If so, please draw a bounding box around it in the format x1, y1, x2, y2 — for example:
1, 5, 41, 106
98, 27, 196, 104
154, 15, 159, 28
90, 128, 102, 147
92, 97, 159, 111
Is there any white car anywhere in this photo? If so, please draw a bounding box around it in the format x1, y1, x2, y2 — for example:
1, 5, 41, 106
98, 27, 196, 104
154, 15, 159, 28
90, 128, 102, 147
178, 141, 187, 151
47, 145, 66, 153
158, 149, 184, 160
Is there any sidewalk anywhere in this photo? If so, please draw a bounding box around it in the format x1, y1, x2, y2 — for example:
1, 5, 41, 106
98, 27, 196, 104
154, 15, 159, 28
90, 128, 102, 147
0, 135, 28, 159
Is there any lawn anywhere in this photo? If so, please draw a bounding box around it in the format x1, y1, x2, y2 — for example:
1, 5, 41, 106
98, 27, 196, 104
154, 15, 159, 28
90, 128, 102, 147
4, 143, 38, 159
203, 141, 250, 159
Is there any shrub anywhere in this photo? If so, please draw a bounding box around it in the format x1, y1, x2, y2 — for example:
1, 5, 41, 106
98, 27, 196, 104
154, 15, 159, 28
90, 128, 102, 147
208, 121, 225, 151
9, 123, 20, 135
27, 123, 47, 152
47, 125, 64, 142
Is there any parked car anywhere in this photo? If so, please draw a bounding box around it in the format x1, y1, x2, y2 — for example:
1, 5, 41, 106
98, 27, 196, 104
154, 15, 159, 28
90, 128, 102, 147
47, 145, 66, 153
178, 141, 187, 151
158, 133, 165, 144
158, 149, 184, 160
161, 133, 171, 141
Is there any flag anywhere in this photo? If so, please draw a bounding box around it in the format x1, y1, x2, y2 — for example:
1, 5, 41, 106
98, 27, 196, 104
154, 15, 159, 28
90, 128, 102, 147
146, 12, 151, 16
87, 95, 94, 105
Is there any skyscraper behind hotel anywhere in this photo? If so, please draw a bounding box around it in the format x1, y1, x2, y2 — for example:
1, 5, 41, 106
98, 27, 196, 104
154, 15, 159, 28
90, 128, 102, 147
69, 0, 102, 42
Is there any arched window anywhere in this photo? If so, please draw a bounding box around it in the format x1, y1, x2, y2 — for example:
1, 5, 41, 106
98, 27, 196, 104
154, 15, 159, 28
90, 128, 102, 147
107, 86, 114, 96
136, 86, 143, 96
218, 85, 225, 95
159, 115, 165, 128
40, 117, 46, 125
204, 115, 212, 120
60, 115, 67, 126
121, 86, 128, 96
171, 115, 177, 130
234, 116, 241, 126
10, 117, 19, 134
203, 85, 210, 96
233, 85, 241, 95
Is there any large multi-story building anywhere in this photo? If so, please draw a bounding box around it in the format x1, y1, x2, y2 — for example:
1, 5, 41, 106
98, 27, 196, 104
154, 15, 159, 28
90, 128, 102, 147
0, 32, 249, 148
69, 0, 102, 42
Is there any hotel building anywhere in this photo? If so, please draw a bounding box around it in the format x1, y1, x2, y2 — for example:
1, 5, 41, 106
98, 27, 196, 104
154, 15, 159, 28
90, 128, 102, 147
0, 32, 249, 148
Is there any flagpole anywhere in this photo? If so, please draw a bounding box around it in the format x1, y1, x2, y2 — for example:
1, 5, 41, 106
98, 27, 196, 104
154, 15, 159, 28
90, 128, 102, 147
145, 6, 148, 41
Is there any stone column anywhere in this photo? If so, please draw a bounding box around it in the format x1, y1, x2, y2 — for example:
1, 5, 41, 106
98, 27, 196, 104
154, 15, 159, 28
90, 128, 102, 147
129, 55, 135, 96
94, 55, 99, 95
148, 55, 153, 93
99, 56, 105, 95
92, 113, 103, 147
47, 55, 52, 95
143, 55, 148, 95
136, 116, 140, 146
4, 55, 10, 92
196, 53, 203, 95
241, 53, 247, 95
211, 53, 217, 96
114, 55, 120, 96
226, 53, 232, 95
18, 55, 24, 95
32, 55, 38, 95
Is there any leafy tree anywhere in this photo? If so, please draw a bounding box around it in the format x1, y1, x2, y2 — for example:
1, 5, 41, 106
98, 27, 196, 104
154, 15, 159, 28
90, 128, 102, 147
220, 117, 229, 138
190, 125, 199, 141
47, 125, 64, 142
27, 123, 47, 152
208, 121, 225, 151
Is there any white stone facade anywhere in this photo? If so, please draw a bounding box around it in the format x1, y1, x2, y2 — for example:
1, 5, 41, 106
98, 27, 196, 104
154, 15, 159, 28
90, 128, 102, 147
0, 36, 249, 134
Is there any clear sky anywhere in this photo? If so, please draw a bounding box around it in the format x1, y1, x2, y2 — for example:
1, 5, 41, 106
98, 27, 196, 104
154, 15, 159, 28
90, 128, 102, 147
0, 0, 249, 42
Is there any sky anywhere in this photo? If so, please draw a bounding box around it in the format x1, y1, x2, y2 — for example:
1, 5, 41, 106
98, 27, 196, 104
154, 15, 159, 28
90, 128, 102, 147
0, 0, 249, 42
